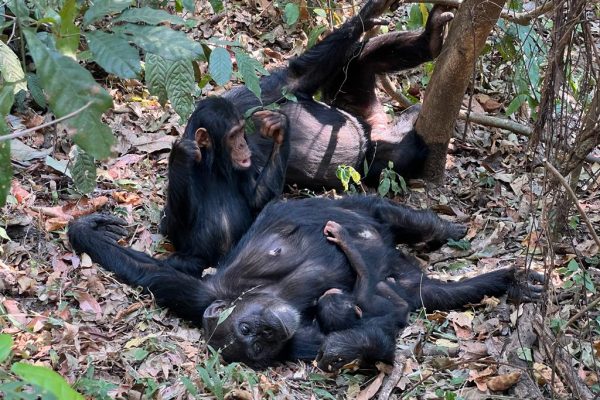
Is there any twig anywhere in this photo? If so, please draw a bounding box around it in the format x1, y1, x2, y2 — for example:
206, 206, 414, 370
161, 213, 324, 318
458, 109, 532, 135
378, 354, 407, 400
500, 2, 554, 26
544, 159, 600, 249
563, 295, 600, 331
0, 101, 93, 142
378, 76, 413, 108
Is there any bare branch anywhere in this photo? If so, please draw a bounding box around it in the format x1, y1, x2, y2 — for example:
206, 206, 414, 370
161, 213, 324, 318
1, 101, 94, 142
544, 159, 600, 249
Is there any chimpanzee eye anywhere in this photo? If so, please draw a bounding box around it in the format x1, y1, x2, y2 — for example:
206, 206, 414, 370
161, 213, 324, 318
239, 323, 251, 335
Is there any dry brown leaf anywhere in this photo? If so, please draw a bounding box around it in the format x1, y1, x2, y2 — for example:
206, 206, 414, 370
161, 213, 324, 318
35, 196, 109, 231
3, 299, 29, 325
11, 180, 31, 203
356, 371, 385, 400
486, 371, 521, 392
73, 291, 102, 318
112, 191, 142, 206
469, 366, 496, 391
594, 341, 600, 357
225, 389, 253, 400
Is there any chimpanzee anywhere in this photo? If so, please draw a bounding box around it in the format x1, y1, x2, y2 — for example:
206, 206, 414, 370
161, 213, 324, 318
316, 221, 409, 334
160, 98, 290, 276
68, 196, 544, 370
218, 1, 455, 189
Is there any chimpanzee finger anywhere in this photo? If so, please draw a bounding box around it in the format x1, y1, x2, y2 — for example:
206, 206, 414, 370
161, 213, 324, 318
101, 223, 129, 238
527, 271, 546, 284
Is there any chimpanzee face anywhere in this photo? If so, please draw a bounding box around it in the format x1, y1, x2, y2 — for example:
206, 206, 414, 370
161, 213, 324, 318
202, 295, 300, 366
226, 121, 252, 170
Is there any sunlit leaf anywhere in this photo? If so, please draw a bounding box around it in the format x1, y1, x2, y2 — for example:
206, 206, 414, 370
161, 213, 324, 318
86, 31, 141, 78
12, 362, 85, 400
209, 47, 232, 86
0, 41, 27, 93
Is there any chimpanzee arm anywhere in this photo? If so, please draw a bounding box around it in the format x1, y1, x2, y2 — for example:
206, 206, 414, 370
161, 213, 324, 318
163, 139, 200, 233
248, 111, 291, 210
68, 214, 216, 327
287, 0, 397, 96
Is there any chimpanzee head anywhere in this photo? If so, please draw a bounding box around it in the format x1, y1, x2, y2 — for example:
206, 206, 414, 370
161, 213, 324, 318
202, 294, 300, 367
316, 288, 362, 333
184, 97, 252, 170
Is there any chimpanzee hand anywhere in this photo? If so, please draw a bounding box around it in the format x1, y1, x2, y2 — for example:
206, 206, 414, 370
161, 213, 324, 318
423, 221, 467, 251
68, 214, 128, 254
323, 220, 346, 245
252, 110, 287, 145
423, 5, 455, 58
171, 139, 202, 164
507, 269, 546, 302
316, 332, 359, 372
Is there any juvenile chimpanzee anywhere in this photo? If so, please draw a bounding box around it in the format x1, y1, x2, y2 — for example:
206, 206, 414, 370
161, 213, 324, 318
316, 220, 409, 335
216, 1, 455, 189
160, 98, 289, 276
68, 196, 544, 370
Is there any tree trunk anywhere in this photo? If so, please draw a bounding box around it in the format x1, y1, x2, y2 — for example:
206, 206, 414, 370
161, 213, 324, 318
415, 0, 507, 183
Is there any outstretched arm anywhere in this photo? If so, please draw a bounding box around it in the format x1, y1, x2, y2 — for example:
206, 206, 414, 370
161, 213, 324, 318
68, 214, 216, 327
248, 110, 291, 211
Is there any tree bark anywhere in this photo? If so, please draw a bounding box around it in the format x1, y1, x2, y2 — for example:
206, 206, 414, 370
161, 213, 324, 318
415, 0, 507, 183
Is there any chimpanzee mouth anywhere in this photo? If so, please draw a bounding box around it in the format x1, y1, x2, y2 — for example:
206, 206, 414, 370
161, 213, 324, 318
235, 158, 252, 169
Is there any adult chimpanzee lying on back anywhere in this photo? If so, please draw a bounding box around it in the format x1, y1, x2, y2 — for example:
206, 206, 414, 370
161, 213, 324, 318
68, 196, 543, 370
160, 98, 290, 276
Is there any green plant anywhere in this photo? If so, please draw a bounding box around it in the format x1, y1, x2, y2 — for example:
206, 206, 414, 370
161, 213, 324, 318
558, 259, 597, 294
0, 0, 264, 205
0, 333, 85, 399
336, 165, 362, 193
378, 161, 406, 197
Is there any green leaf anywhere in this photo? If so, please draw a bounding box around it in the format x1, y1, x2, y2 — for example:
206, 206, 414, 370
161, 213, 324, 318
12, 362, 85, 400
0, 86, 13, 207
145, 53, 169, 104
284, 3, 299, 25
86, 31, 141, 78
407, 5, 423, 30
216, 305, 235, 326
378, 177, 390, 197
56, 0, 80, 58
307, 25, 327, 49
0, 84, 15, 115
23, 30, 114, 159
447, 239, 471, 251
208, 0, 223, 13
235, 50, 261, 101
209, 47, 232, 86
83, 0, 131, 26
516, 347, 533, 362
114, 7, 185, 25
72, 148, 97, 194
313, 8, 326, 18
113, 24, 203, 61
0, 41, 27, 93
26, 73, 48, 108
0, 333, 13, 362
166, 59, 195, 119
505, 94, 529, 115
182, 0, 196, 12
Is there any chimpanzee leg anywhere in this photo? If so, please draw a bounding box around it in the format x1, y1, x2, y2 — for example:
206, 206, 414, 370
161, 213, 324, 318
321, 6, 454, 129
68, 214, 216, 326
286, 0, 397, 97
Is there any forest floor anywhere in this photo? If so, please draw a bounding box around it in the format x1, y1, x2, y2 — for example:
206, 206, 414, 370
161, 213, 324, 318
2, 2, 600, 399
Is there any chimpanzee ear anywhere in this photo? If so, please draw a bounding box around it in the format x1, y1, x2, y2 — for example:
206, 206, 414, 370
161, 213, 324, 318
195, 128, 211, 148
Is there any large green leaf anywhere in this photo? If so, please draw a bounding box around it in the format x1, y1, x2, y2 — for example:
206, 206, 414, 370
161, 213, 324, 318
23, 30, 114, 159
208, 0, 223, 13
71, 148, 97, 194
86, 31, 141, 78
12, 362, 84, 400
0, 120, 11, 207
208, 47, 232, 86
56, 0, 80, 58
234, 50, 261, 101
0, 41, 27, 93
83, 0, 131, 26
114, 7, 185, 25
26, 73, 48, 108
0, 333, 13, 362
113, 24, 203, 61
166, 59, 194, 119
284, 3, 299, 25
145, 53, 169, 104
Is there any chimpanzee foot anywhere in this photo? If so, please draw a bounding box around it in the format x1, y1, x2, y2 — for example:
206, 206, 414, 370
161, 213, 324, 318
316, 333, 358, 372
424, 6, 456, 57
508, 269, 546, 302
323, 220, 345, 244
252, 110, 287, 145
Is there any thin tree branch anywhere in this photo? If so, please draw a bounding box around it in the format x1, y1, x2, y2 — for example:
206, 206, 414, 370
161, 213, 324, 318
0, 101, 93, 142
544, 159, 600, 249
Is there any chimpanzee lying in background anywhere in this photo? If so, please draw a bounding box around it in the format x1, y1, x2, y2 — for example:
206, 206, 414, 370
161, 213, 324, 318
68, 196, 543, 370
226, 1, 455, 188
